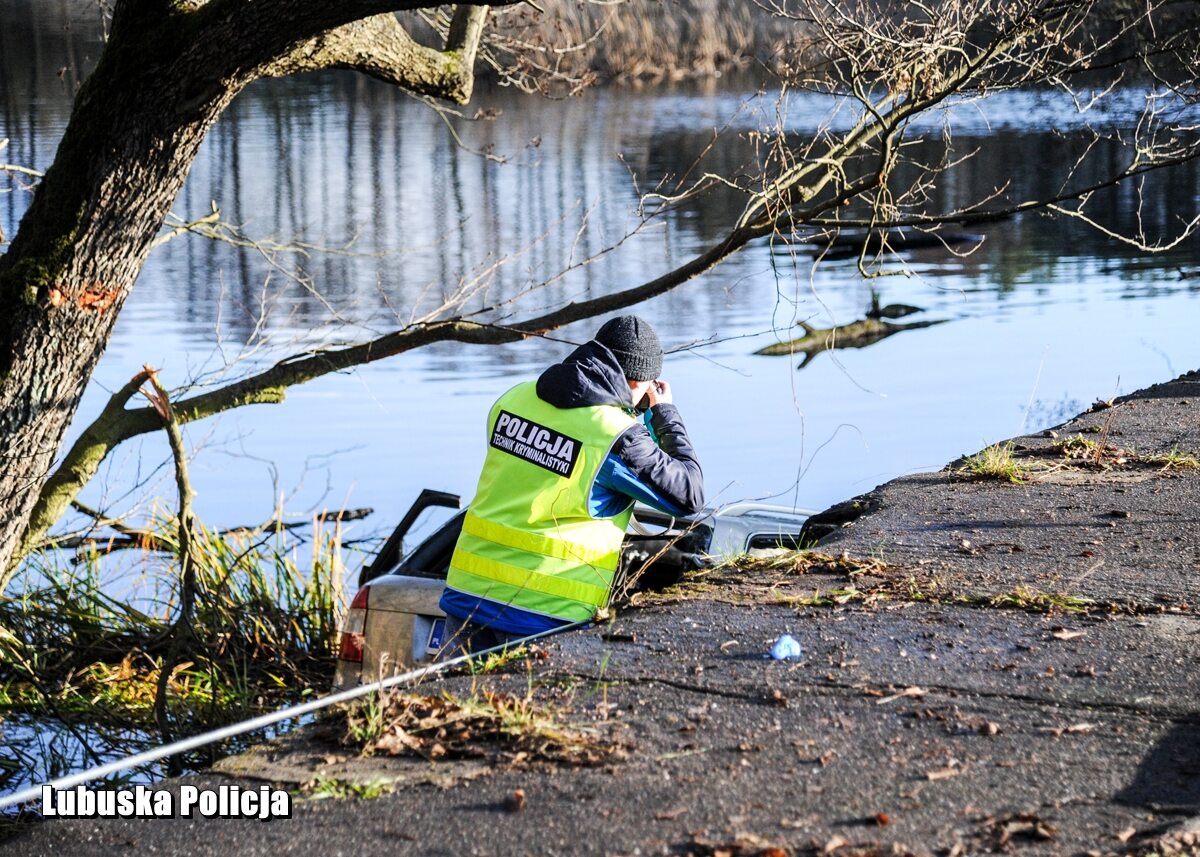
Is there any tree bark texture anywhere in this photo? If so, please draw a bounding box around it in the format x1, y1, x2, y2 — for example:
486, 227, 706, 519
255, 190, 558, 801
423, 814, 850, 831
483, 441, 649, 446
263, 7, 490, 103
0, 0, 492, 578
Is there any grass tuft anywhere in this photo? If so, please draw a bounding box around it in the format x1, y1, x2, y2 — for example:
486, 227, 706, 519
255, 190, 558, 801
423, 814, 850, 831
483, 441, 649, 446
1143, 447, 1200, 471
719, 550, 890, 578
473, 645, 530, 675
985, 584, 1092, 614
305, 776, 392, 801
957, 442, 1027, 484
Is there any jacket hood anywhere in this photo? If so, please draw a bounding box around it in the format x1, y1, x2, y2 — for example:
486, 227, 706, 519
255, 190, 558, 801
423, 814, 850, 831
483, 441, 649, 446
535, 340, 634, 409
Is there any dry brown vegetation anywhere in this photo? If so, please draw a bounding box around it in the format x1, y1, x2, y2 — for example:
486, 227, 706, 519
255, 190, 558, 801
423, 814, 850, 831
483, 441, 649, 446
341, 687, 625, 767
628, 548, 1140, 616
412, 0, 800, 88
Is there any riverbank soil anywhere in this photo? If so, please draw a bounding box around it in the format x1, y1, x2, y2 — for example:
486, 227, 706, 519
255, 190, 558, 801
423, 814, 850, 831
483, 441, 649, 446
8, 371, 1200, 856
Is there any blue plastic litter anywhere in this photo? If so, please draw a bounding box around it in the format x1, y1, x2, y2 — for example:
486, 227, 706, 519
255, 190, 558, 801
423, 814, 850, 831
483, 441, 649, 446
770, 634, 803, 660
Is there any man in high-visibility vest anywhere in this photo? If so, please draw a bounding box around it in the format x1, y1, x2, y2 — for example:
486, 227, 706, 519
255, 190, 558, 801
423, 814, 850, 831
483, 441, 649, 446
440, 315, 704, 652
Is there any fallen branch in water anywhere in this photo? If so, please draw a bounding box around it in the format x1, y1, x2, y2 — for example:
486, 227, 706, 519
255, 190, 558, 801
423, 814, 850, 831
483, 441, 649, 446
58, 506, 374, 559
756, 316, 947, 368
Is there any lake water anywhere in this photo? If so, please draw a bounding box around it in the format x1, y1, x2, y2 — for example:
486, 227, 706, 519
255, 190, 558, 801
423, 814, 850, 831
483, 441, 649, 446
3, 0, 1200, 798
3, 2, 1200, 551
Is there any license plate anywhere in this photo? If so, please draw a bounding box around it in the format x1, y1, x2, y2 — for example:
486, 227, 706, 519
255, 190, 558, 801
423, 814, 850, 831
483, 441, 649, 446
427, 618, 446, 652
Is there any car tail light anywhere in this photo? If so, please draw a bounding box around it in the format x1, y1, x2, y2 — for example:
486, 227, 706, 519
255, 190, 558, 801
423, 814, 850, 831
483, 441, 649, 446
339, 630, 364, 662
337, 586, 370, 663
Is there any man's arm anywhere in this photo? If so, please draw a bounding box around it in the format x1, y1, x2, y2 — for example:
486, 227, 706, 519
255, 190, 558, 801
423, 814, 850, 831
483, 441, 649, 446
593, 403, 704, 517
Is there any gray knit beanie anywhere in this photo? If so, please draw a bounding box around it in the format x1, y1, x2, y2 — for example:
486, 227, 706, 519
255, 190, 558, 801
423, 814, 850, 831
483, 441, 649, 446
595, 315, 663, 381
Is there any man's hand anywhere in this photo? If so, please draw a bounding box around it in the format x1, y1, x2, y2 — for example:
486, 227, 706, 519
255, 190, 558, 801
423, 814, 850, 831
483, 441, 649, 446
647, 379, 673, 407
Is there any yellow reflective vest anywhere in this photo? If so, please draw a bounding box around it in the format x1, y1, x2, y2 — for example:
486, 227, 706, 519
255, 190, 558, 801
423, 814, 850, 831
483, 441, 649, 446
445, 381, 639, 624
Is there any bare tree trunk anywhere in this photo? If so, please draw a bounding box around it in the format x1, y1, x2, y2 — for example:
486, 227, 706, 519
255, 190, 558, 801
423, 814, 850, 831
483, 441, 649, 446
0, 8, 245, 576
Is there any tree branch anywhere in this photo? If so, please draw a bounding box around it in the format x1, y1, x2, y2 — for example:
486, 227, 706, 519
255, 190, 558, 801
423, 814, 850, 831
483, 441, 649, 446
144, 367, 199, 761
8, 223, 757, 576
15, 166, 884, 570
799, 144, 1200, 231
149, 206, 223, 250
11, 369, 151, 573
258, 6, 490, 103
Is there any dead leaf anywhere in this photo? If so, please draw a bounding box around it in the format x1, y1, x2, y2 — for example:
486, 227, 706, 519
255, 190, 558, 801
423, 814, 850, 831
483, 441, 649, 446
994, 812, 1057, 844
926, 766, 962, 781
823, 834, 848, 853
1116, 827, 1136, 843
690, 833, 783, 857
1051, 628, 1087, 640
371, 728, 422, 756
1040, 722, 1098, 736
504, 788, 525, 813
877, 686, 927, 705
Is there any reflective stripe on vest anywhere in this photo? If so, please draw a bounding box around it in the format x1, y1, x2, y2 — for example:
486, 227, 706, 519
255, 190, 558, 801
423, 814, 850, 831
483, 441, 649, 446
446, 381, 638, 622
461, 511, 621, 569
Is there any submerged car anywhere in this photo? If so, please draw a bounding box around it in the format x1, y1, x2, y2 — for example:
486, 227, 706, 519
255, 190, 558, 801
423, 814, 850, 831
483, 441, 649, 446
334, 489, 812, 688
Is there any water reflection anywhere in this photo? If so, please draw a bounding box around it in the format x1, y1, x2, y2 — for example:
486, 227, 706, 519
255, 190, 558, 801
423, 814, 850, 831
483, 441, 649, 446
0, 715, 162, 798
0, 711, 302, 803
4, 3, 1198, 345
